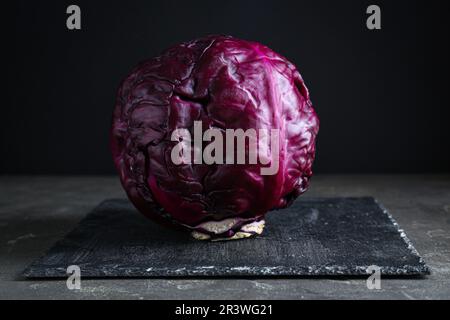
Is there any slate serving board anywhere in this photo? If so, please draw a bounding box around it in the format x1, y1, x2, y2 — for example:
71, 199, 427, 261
22, 197, 429, 278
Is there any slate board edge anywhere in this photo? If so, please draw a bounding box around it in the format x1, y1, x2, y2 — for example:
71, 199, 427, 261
22, 264, 430, 279
373, 198, 430, 275
21, 197, 431, 279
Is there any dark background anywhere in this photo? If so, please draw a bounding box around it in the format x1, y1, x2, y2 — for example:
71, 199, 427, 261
3, 0, 449, 174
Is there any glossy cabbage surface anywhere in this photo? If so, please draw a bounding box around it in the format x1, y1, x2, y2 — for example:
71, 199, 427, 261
111, 35, 319, 239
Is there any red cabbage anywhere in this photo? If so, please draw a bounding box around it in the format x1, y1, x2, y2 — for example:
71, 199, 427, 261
110, 35, 319, 240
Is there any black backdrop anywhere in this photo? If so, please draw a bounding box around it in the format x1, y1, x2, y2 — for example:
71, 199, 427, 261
3, 0, 449, 174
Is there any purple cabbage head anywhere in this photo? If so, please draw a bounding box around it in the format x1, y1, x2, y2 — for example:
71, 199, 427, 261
111, 35, 319, 240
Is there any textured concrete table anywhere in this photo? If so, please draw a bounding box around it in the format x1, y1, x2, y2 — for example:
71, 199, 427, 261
1, 175, 449, 299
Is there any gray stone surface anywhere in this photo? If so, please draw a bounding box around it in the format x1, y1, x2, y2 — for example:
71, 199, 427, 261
1, 175, 449, 299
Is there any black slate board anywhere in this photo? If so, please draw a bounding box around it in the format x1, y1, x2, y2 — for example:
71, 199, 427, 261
22, 197, 429, 278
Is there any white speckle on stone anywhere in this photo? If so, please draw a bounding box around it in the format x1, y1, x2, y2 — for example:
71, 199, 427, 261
426, 229, 450, 239
7, 233, 36, 245
252, 281, 274, 290
230, 266, 251, 271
